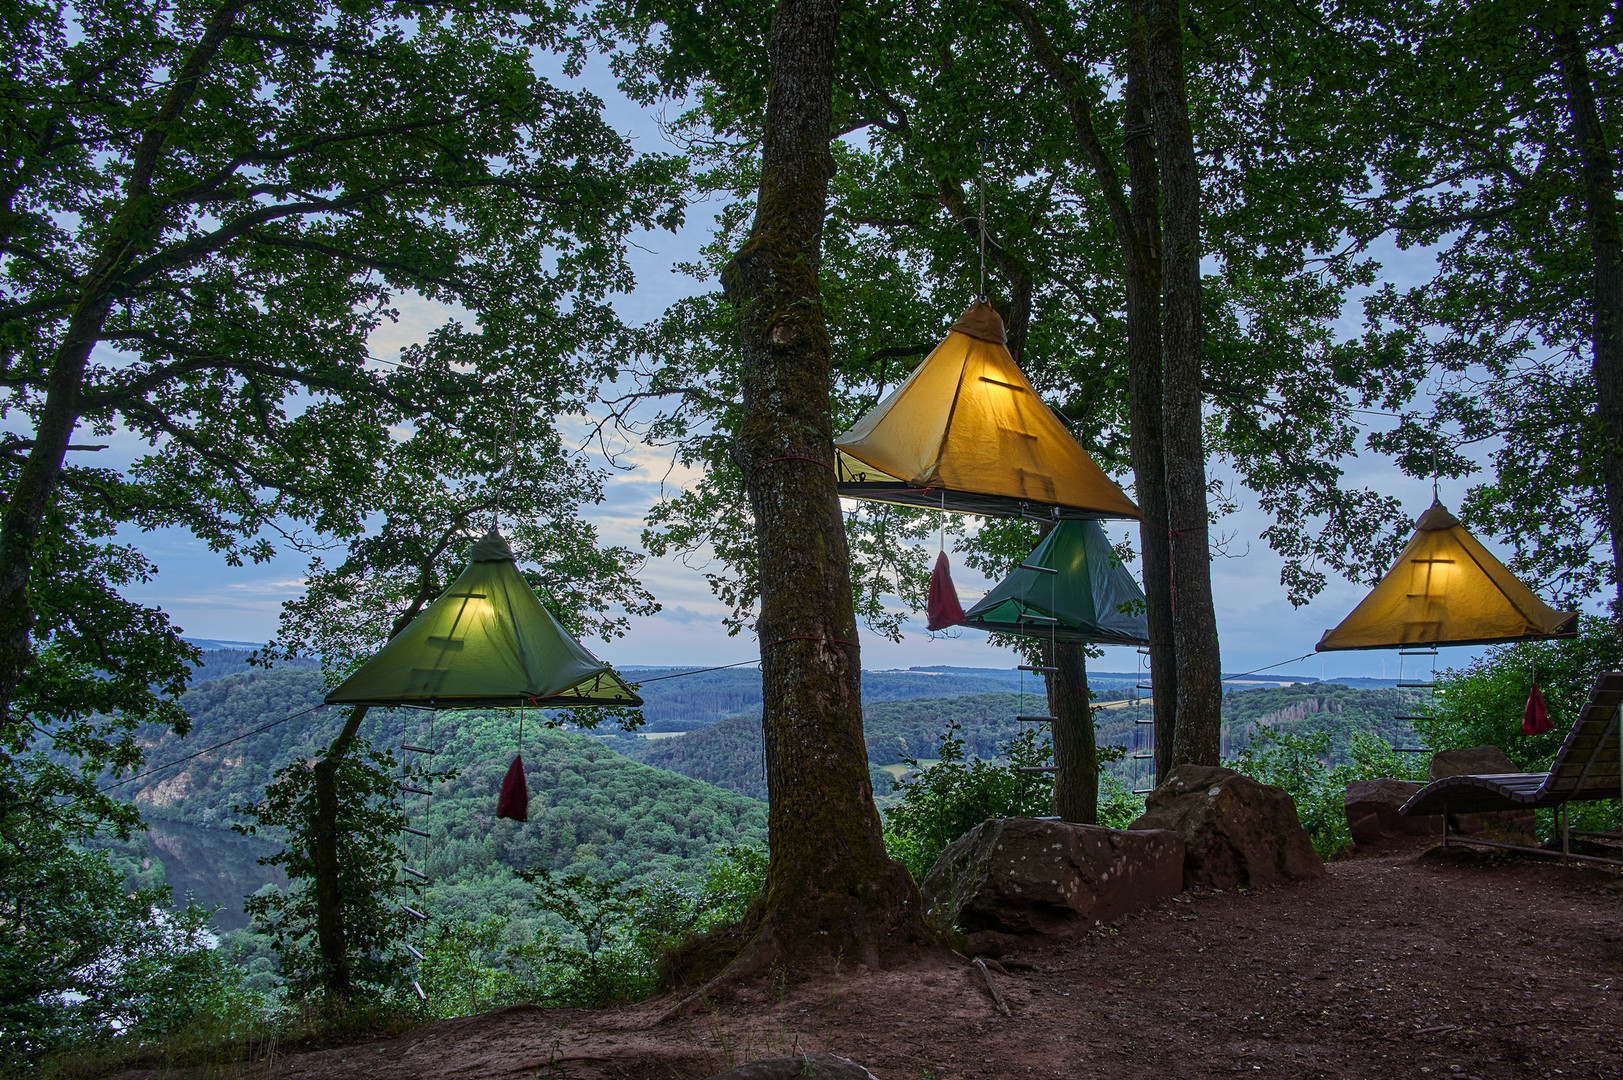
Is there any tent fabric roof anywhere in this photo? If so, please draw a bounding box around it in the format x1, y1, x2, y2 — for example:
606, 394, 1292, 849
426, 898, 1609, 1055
1315, 501, 1579, 652
963, 519, 1151, 645
325, 530, 643, 709
833, 302, 1140, 521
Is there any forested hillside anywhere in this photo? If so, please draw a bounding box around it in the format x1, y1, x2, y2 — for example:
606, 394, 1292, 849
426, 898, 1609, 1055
622, 665, 1035, 730
612, 684, 1431, 801
119, 663, 768, 929
112, 659, 1425, 937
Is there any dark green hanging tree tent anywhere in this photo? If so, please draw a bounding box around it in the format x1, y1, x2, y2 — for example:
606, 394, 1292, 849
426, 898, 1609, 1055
963, 519, 1150, 645
324, 530, 642, 710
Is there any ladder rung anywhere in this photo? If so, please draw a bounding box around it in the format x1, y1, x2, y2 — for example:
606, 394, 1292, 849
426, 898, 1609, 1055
1018, 665, 1060, 673
1392, 715, 1435, 722
400, 785, 432, 795
1398, 647, 1439, 655
413, 980, 426, 1000
1017, 766, 1058, 773
403, 942, 425, 961
402, 866, 430, 881
1392, 747, 1432, 753
1019, 562, 1059, 575
1132, 752, 1153, 759
1134, 717, 1155, 724
1018, 613, 1060, 624
401, 744, 437, 755
1136, 682, 1152, 689
401, 905, 427, 920
1396, 681, 1435, 688
1016, 715, 1058, 723
402, 826, 430, 838
1133, 787, 1154, 794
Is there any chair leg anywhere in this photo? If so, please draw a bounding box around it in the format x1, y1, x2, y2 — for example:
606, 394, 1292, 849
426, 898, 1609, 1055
1562, 803, 1570, 864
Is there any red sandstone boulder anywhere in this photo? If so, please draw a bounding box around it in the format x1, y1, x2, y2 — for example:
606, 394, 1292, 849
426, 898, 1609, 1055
1345, 778, 1440, 845
919, 817, 1184, 954
1425, 746, 1538, 844
1128, 765, 1325, 889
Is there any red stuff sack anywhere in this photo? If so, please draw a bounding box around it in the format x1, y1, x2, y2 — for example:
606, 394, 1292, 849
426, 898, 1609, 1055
926, 550, 967, 631
497, 755, 530, 821
1522, 684, 1552, 736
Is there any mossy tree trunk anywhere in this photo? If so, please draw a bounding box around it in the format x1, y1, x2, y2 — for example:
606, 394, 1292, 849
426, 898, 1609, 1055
1123, 3, 1178, 781
719, 0, 923, 970
1146, 0, 1222, 765
307, 524, 462, 998
1005, 0, 1176, 784
1559, 34, 1623, 617
1047, 641, 1097, 824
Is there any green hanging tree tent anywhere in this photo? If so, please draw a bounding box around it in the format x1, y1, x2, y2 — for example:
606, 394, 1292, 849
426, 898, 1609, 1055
963, 519, 1150, 645
324, 530, 643, 710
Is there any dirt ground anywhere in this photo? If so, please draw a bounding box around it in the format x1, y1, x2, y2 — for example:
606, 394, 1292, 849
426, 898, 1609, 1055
117, 840, 1623, 1080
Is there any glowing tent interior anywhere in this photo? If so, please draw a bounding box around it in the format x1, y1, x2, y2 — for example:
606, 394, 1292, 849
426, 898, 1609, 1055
324, 530, 643, 709
962, 518, 1151, 645
1315, 501, 1578, 652
834, 301, 1140, 521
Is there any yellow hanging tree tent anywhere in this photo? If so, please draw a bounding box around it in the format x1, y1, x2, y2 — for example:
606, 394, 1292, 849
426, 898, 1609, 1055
325, 530, 643, 709
1316, 501, 1578, 652
834, 301, 1140, 521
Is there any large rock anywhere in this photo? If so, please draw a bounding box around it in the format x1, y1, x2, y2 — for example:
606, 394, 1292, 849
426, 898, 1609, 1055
1425, 746, 1538, 844
1128, 765, 1325, 889
1428, 744, 1520, 780
1344, 778, 1440, 845
919, 817, 1183, 954
705, 1055, 879, 1080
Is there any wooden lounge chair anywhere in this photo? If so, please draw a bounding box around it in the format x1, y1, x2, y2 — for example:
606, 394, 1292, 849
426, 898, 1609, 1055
1399, 671, 1623, 866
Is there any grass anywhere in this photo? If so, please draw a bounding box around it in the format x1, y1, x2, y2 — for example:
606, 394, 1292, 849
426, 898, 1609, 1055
34, 997, 429, 1080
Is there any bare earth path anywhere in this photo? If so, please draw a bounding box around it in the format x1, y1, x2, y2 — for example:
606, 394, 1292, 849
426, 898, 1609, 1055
118, 843, 1623, 1079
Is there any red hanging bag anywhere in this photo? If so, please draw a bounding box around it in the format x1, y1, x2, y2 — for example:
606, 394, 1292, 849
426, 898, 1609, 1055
497, 754, 530, 821
926, 550, 968, 630
1522, 683, 1552, 736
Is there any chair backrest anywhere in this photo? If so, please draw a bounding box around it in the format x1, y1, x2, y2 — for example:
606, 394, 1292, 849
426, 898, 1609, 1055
1542, 671, 1623, 798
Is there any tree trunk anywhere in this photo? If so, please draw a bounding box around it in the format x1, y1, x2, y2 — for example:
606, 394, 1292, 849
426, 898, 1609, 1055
1047, 641, 1097, 823
1145, 0, 1222, 765
1124, 2, 1177, 781
0, 0, 246, 718
1004, 0, 1177, 784
310, 703, 370, 997
1559, 35, 1623, 615
719, 0, 923, 971
981, 259, 1099, 824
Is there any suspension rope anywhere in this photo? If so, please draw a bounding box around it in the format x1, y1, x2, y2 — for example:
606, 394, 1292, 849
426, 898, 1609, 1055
1220, 652, 1318, 682
633, 658, 761, 683
99, 704, 327, 792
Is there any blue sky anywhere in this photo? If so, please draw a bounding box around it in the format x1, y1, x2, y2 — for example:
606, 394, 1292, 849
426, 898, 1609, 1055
39, 50, 1588, 686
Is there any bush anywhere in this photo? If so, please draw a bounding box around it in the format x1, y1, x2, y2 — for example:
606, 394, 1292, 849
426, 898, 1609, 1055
1418, 614, 1622, 770
234, 738, 443, 1001
881, 722, 1055, 882
1229, 728, 1424, 860
512, 844, 769, 1008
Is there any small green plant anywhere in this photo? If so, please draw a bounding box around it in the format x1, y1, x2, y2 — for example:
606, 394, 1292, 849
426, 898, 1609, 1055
522, 870, 659, 1006
881, 722, 1055, 881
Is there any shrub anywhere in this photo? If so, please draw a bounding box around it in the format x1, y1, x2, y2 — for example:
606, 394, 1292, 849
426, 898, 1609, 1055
1229, 728, 1424, 860
881, 722, 1055, 882
1418, 614, 1622, 770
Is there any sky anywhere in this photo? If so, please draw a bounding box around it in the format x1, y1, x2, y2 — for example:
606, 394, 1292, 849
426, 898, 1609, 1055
48, 49, 1593, 686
